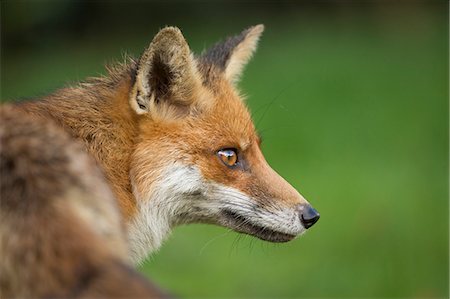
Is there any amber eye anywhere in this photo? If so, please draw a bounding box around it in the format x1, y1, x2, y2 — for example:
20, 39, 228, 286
218, 149, 238, 167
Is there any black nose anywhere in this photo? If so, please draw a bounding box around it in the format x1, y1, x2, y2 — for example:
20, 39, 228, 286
300, 205, 320, 229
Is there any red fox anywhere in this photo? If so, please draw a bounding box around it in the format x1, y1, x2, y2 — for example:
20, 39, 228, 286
14, 24, 320, 264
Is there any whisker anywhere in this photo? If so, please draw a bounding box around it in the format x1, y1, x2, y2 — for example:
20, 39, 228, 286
255, 80, 298, 130
199, 231, 231, 256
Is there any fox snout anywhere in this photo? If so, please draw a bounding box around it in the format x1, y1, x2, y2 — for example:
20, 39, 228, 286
298, 204, 320, 229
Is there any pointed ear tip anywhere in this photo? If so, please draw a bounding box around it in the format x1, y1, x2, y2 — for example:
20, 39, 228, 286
249, 24, 265, 35
160, 26, 182, 34
153, 26, 185, 44
253, 24, 265, 31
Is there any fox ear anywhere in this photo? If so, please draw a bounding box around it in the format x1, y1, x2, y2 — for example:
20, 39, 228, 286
201, 24, 264, 84
130, 27, 203, 118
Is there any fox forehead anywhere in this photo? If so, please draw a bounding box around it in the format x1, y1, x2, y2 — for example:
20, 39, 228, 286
139, 76, 258, 153
200, 79, 257, 150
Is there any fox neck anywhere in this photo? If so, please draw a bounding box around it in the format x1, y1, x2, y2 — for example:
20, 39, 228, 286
128, 164, 208, 264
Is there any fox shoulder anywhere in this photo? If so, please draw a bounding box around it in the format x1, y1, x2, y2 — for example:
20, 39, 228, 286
0, 105, 169, 298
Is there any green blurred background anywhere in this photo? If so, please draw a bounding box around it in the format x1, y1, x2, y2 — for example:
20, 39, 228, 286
1, 1, 448, 298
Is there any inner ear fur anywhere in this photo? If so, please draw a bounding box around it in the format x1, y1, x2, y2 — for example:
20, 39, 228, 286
200, 24, 264, 84
130, 27, 204, 118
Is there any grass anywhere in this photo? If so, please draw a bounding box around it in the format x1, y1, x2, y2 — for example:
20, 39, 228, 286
1, 4, 448, 298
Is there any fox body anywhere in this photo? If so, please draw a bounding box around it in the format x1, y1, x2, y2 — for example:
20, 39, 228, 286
0, 106, 169, 298
15, 25, 319, 264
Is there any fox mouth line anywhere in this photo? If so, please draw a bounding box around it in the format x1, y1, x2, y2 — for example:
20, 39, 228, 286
221, 209, 295, 243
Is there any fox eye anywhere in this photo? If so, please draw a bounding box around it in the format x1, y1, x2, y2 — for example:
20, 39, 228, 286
217, 149, 238, 167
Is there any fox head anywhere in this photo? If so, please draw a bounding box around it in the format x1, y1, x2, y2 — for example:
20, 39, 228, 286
127, 25, 319, 263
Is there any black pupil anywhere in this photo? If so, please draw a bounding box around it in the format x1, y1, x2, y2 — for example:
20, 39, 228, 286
221, 150, 236, 164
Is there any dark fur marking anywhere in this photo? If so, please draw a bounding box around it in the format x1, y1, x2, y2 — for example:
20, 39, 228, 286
0, 107, 83, 212
65, 264, 99, 298
199, 28, 249, 71
150, 54, 174, 101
